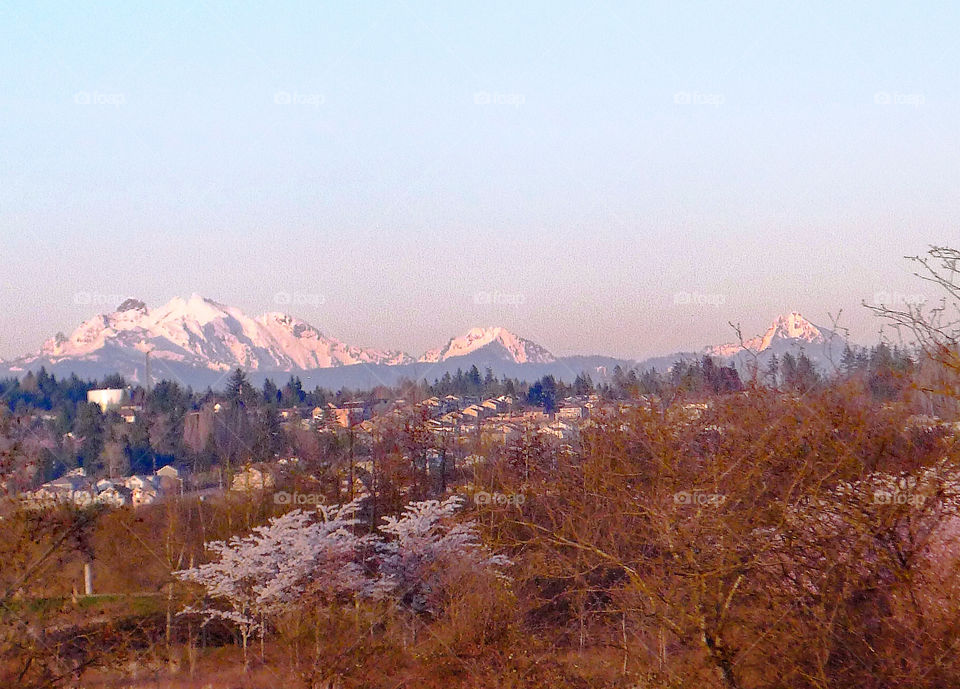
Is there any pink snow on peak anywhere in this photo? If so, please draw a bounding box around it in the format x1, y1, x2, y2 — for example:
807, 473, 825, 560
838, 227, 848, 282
705, 312, 824, 357
34, 296, 413, 371
418, 326, 555, 364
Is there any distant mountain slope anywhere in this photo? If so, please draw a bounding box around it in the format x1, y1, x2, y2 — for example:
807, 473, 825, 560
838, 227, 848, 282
251, 355, 630, 391
639, 312, 847, 375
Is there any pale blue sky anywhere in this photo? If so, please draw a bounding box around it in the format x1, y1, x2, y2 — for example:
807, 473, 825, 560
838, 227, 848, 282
1, 1, 957, 360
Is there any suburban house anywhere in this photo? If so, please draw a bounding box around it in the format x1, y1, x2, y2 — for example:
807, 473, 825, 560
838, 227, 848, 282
96, 484, 133, 507
541, 421, 577, 441
26, 468, 93, 506
231, 465, 275, 491
124, 475, 159, 505
556, 405, 588, 421
155, 464, 183, 494
482, 399, 505, 414
462, 404, 489, 421
331, 406, 364, 428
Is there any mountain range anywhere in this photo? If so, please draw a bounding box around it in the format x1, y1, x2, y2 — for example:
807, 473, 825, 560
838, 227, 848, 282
0, 297, 849, 389
0, 295, 600, 388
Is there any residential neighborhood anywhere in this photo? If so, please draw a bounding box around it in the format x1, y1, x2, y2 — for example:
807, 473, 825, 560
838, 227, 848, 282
22, 464, 181, 508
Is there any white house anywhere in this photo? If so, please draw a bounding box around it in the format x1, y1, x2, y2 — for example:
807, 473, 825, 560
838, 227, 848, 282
95, 478, 116, 492
96, 485, 132, 507
541, 421, 577, 441
156, 465, 180, 480
123, 475, 159, 505
155, 465, 183, 494
231, 466, 275, 491
131, 485, 158, 506
124, 475, 157, 492
556, 405, 587, 421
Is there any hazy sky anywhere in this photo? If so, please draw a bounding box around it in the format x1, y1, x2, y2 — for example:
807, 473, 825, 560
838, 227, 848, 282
1, 1, 957, 361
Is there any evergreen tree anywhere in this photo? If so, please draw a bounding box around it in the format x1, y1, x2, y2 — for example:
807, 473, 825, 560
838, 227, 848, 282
100, 373, 127, 389
483, 367, 496, 391
282, 376, 305, 407
127, 416, 155, 474
226, 368, 255, 406
262, 378, 280, 407
467, 365, 482, 393
252, 404, 284, 461
527, 381, 544, 407
793, 353, 819, 393
639, 369, 661, 396
573, 372, 594, 396
781, 353, 798, 390
765, 353, 780, 388
73, 401, 105, 471
840, 345, 858, 377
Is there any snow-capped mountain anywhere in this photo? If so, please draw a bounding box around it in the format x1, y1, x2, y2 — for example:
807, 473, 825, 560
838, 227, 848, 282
13, 299, 855, 390
639, 312, 847, 374
3, 297, 612, 387
705, 312, 828, 358
21, 295, 414, 375
418, 326, 556, 364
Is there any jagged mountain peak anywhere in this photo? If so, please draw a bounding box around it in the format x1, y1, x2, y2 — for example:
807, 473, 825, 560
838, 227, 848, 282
116, 298, 147, 313
152, 293, 235, 326
419, 326, 555, 364
705, 312, 828, 357
766, 312, 821, 340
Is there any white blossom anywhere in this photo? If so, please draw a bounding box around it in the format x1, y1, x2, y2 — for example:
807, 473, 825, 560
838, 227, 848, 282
173, 500, 371, 648
174, 495, 512, 637
375, 496, 512, 612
